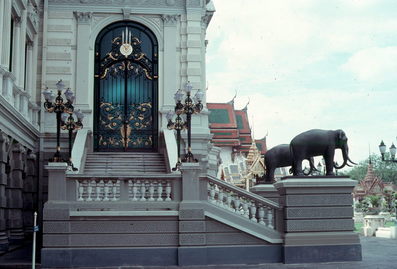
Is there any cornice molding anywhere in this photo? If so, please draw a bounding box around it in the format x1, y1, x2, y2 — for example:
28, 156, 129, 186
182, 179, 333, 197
49, 0, 184, 7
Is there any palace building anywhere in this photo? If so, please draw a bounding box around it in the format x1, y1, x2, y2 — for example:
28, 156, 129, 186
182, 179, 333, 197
0, 1, 361, 267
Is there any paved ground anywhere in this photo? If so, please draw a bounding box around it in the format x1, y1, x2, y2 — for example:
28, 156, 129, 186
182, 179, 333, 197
1, 236, 396, 269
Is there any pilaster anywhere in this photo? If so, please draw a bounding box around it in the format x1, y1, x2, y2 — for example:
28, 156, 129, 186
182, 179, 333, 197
275, 177, 362, 264
18, 9, 28, 89
12, 18, 22, 85
74, 12, 92, 109
7, 143, 26, 243
161, 14, 179, 108
1, 0, 12, 69
0, 1, 4, 65
23, 152, 37, 237
0, 132, 10, 252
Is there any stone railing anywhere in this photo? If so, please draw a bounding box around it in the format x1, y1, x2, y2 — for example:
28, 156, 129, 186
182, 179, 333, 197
68, 175, 181, 203
206, 175, 281, 230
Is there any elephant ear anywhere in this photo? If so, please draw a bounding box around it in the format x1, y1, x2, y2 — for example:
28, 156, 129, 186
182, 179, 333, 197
336, 130, 347, 147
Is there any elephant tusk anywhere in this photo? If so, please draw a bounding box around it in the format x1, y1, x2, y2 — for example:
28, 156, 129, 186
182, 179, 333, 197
334, 159, 347, 169
346, 163, 353, 167
347, 157, 358, 165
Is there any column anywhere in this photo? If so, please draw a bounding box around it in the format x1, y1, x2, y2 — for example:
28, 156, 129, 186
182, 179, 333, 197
275, 176, 362, 264
7, 143, 25, 244
1, 0, 12, 69
23, 152, 36, 238
18, 9, 27, 89
0, 132, 9, 253
11, 18, 21, 84
26, 41, 33, 95
74, 12, 92, 107
0, 0, 4, 65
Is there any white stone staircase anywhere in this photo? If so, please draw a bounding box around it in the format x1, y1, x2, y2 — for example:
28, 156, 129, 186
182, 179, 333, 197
82, 152, 167, 175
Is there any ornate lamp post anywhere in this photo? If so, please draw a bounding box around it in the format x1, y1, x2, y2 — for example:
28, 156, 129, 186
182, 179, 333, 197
42, 80, 75, 162
166, 110, 186, 171
379, 140, 397, 163
61, 110, 84, 170
169, 81, 204, 168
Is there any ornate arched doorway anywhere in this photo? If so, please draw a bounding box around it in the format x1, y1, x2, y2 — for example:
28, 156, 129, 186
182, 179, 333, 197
94, 21, 158, 151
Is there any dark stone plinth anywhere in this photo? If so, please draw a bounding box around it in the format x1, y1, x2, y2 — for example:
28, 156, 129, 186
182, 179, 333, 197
178, 245, 283, 266
42, 247, 178, 267
284, 244, 362, 264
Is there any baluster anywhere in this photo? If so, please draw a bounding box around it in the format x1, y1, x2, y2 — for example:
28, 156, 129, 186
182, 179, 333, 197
218, 187, 224, 207
95, 179, 101, 201
99, 180, 105, 201
111, 180, 118, 201
226, 191, 233, 211
258, 206, 265, 225
103, 180, 110, 201
156, 181, 163, 201
140, 180, 147, 201
250, 202, 257, 222
148, 181, 155, 201
131, 180, 138, 201
267, 208, 274, 229
209, 183, 216, 203
233, 197, 241, 213
242, 201, 250, 218
85, 180, 93, 201
165, 181, 172, 201
77, 180, 84, 201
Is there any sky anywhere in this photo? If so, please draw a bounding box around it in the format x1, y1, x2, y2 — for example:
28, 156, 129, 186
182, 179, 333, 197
205, 0, 397, 166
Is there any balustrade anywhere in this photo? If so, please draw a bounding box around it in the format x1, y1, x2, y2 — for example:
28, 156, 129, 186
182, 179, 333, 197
207, 180, 277, 229
75, 178, 174, 202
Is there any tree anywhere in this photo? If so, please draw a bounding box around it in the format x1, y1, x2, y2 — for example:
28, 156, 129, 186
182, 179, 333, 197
344, 154, 397, 184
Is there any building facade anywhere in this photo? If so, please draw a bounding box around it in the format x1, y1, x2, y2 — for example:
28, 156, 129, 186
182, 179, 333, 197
0, 0, 215, 254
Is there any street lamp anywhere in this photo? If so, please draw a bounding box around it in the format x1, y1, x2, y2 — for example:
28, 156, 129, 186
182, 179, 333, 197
379, 140, 397, 163
42, 80, 75, 162
166, 110, 186, 171
61, 109, 84, 170
169, 81, 204, 167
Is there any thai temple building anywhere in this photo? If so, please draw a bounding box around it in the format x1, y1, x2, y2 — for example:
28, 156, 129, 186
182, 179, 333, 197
207, 98, 267, 189
353, 161, 397, 201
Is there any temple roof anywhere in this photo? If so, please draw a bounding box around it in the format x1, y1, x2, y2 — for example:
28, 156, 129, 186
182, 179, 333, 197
208, 102, 258, 153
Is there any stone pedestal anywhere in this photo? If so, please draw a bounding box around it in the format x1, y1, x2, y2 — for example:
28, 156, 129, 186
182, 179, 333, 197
250, 184, 280, 203
44, 162, 68, 201
178, 163, 207, 266
275, 176, 362, 264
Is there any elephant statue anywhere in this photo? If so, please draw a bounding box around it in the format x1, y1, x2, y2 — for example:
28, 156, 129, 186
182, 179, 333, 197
262, 144, 317, 183
290, 129, 356, 176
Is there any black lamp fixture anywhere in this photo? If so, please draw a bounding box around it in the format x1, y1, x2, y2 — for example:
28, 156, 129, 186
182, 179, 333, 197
168, 81, 204, 169
61, 109, 84, 170
379, 140, 397, 163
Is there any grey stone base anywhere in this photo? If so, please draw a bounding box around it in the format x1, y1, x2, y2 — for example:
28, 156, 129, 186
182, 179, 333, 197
0, 242, 8, 252
179, 245, 283, 266
42, 245, 283, 267
42, 247, 178, 267
284, 244, 362, 264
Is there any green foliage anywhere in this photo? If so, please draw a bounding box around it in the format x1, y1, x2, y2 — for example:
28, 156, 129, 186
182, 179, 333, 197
345, 154, 397, 184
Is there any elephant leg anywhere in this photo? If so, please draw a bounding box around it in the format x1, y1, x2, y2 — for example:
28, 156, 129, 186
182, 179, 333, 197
293, 158, 303, 176
265, 168, 275, 183
324, 149, 335, 176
